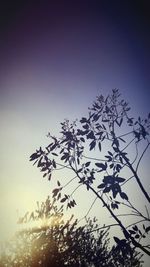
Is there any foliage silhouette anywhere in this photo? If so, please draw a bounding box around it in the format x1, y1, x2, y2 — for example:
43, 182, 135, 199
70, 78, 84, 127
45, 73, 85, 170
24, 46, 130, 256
30, 89, 150, 258
0, 197, 142, 267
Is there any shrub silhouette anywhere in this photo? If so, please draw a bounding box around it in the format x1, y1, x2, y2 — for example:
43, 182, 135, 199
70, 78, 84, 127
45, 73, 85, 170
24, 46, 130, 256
0, 197, 142, 267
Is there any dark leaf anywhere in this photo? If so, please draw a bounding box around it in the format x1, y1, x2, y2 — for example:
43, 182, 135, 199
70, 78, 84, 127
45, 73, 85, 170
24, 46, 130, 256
60, 197, 67, 203
103, 186, 111, 193
105, 106, 110, 114
112, 184, 121, 198
60, 148, 64, 154
114, 236, 120, 244
85, 161, 91, 167
133, 225, 138, 231
82, 124, 89, 130
116, 164, 122, 172
111, 203, 115, 209
50, 143, 57, 151
51, 152, 58, 156
70, 200, 75, 207
129, 230, 136, 235
37, 159, 45, 168
33, 159, 38, 166
133, 131, 140, 141
95, 162, 107, 171
57, 181, 61, 187
127, 118, 133, 125
135, 234, 140, 239
146, 226, 150, 233
98, 142, 101, 151
140, 124, 147, 139
114, 203, 119, 209
105, 155, 112, 162
78, 168, 83, 174
61, 153, 69, 161
52, 159, 56, 168
103, 175, 113, 184
52, 188, 60, 197
80, 117, 87, 123
77, 157, 80, 165
102, 124, 106, 130
57, 192, 61, 200
30, 153, 39, 161
77, 129, 89, 136
120, 192, 128, 201
97, 183, 105, 189
86, 184, 90, 190
87, 131, 95, 140
115, 177, 125, 183
113, 146, 118, 153
67, 202, 71, 209
112, 138, 119, 148
110, 163, 114, 169
80, 137, 85, 142
72, 199, 76, 206
119, 137, 126, 143
119, 156, 123, 164
48, 174, 51, 181
139, 229, 142, 236
115, 200, 120, 204
41, 167, 48, 172
93, 113, 100, 121
89, 140, 96, 150
108, 151, 113, 156
111, 203, 118, 209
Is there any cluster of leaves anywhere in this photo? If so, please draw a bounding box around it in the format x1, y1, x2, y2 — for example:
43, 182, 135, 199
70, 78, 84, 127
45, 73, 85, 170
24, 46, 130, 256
98, 174, 128, 200
29, 89, 150, 256
52, 182, 77, 210
128, 224, 150, 241
0, 197, 143, 267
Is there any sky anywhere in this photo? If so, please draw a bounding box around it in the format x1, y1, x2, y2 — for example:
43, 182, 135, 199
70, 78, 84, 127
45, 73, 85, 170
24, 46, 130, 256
0, 0, 150, 264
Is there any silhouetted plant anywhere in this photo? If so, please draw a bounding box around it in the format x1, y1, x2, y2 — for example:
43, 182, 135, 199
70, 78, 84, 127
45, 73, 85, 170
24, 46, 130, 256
0, 197, 142, 267
30, 89, 150, 258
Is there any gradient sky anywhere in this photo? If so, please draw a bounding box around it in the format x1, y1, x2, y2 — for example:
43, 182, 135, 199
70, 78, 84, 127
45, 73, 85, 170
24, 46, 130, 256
0, 1, 150, 263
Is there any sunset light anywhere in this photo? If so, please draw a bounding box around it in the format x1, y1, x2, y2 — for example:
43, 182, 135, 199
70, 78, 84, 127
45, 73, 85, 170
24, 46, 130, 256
0, 1, 150, 266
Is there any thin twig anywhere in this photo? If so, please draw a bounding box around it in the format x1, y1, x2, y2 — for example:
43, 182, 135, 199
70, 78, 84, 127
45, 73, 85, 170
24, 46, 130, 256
83, 155, 106, 162
145, 205, 150, 220
78, 196, 98, 223
126, 219, 147, 229
121, 175, 135, 186
86, 223, 119, 234
115, 212, 141, 218
118, 131, 134, 138
63, 175, 77, 188
121, 137, 136, 153
131, 142, 138, 165
120, 148, 150, 203
56, 162, 72, 170
136, 142, 150, 172
70, 184, 82, 197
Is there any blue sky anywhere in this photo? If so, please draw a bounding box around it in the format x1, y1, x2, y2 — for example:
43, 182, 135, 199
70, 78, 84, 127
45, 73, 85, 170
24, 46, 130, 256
0, 1, 150, 263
